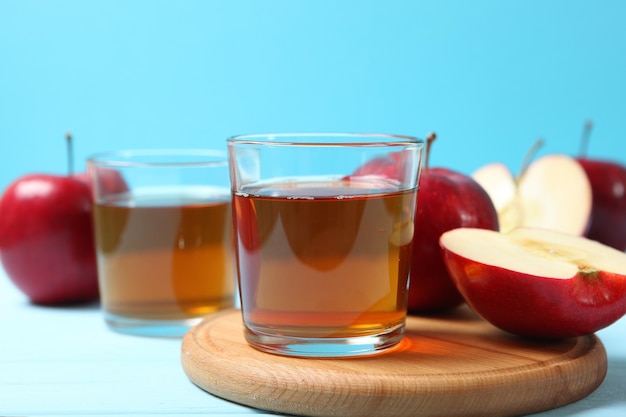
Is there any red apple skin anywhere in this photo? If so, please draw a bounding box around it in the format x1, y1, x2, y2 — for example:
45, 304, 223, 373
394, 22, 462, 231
350, 151, 408, 180
0, 174, 100, 305
441, 244, 626, 339
577, 158, 626, 252
408, 168, 500, 313
77, 168, 129, 200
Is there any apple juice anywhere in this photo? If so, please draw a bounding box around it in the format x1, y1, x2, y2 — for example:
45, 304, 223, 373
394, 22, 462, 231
93, 187, 235, 321
233, 179, 416, 340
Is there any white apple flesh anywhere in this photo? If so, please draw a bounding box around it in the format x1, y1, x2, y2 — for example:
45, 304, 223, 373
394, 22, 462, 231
473, 154, 592, 235
470, 162, 521, 232
440, 227, 626, 339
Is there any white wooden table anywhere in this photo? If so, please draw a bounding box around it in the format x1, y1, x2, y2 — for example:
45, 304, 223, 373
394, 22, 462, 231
1, 268, 624, 416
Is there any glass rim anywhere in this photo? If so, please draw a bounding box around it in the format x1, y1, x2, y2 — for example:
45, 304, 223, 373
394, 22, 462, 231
227, 132, 423, 147
87, 148, 228, 168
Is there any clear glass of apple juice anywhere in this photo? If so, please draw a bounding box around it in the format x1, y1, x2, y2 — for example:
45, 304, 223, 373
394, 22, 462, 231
228, 133, 424, 357
87, 149, 235, 337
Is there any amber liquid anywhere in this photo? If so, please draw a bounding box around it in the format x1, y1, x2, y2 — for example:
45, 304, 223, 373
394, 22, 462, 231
94, 188, 235, 321
234, 179, 416, 339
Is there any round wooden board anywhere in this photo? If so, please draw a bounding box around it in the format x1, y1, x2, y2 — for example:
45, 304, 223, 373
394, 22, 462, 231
181, 307, 607, 417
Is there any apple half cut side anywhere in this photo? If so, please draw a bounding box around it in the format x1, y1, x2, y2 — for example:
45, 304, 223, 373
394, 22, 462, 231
471, 162, 520, 233
472, 155, 592, 235
440, 227, 626, 339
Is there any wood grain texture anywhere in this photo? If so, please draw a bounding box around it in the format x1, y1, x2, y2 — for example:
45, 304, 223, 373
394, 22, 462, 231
181, 307, 607, 417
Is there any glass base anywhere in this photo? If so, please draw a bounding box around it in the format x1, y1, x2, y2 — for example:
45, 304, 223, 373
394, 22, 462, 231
244, 323, 405, 358
104, 312, 204, 337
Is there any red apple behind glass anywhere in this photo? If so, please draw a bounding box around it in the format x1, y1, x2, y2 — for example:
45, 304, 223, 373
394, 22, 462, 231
441, 227, 626, 339
349, 133, 500, 313
0, 133, 99, 305
576, 121, 626, 252
407, 134, 499, 312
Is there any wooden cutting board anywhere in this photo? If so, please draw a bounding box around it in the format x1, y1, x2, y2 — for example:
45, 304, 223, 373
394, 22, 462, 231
181, 307, 607, 417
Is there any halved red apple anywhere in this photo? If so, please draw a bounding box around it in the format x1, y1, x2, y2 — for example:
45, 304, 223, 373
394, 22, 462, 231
440, 227, 626, 339
472, 154, 592, 235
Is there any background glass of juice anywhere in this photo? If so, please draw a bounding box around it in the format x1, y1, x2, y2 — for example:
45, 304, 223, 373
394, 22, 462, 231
87, 149, 235, 337
228, 133, 424, 357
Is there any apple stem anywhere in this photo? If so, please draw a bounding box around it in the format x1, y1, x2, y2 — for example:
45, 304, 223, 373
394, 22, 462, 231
519, 138, 545, 179
65, 132, 74, 176
578, 119, 593, 157
424, 132, 436, 171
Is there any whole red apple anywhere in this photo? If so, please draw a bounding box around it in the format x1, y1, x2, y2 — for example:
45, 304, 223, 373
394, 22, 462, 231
0, 173, 100, 304
408, 165, 500, 312
348, 133, 499, 312
441, 227, 626, 339
577, 158, 626, 251
576, 121, 626, 251
0, 133, 117, 305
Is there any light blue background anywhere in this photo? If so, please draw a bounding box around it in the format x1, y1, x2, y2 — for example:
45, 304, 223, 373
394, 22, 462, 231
1, 0, 625, 191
